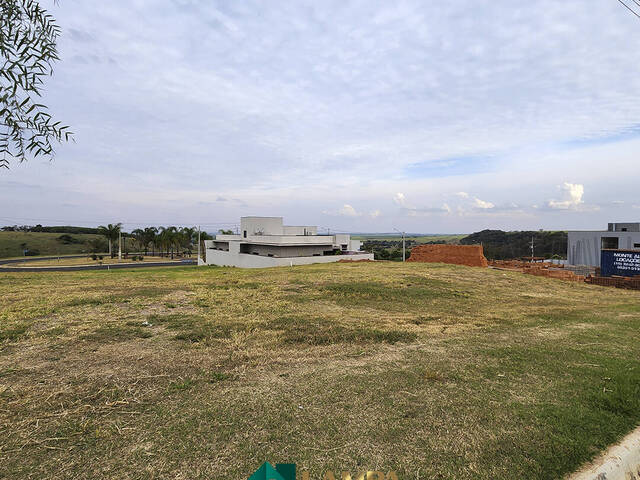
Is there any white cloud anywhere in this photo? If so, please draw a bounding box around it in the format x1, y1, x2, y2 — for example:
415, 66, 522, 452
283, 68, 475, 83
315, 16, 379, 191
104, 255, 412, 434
473, 197, 495, 209
369, 209, 381, 218
548, 182, 585, 209
455, 192, 469, 198
393, 193, 406, 206
338, 204, 359, 217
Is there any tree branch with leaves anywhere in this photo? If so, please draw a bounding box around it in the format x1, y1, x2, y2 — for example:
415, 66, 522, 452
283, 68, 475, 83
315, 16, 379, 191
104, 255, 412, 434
0, 0, 72, 168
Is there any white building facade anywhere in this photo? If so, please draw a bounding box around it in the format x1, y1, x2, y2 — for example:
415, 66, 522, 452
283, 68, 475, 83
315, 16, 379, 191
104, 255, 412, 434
203, 217, 373, 268
568, 222, 640, 267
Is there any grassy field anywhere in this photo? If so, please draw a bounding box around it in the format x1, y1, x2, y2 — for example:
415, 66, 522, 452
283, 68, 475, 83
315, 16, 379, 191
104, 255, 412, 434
1, 262, 639, 479
8, 255, 183, 267
0, 231, 105, 258
352, 234, 466, 243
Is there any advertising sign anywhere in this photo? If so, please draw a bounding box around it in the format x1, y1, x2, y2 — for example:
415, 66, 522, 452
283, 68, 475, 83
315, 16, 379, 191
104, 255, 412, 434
601, 249, 640, 277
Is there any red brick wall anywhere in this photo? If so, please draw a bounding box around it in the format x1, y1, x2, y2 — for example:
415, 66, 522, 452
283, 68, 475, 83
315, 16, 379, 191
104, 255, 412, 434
407, 244, 488, 267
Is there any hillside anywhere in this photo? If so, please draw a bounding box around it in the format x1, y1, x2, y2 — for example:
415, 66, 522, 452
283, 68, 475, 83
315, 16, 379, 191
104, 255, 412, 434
460, 229, 568, 260
0, 231, 106, 258
1, 262, 639, 479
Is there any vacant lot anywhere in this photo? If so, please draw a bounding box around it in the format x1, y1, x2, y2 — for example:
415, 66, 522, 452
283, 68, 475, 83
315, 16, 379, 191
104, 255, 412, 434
8, 255, 183, 267
0, 231, 105, 258
1, 263, 639, 479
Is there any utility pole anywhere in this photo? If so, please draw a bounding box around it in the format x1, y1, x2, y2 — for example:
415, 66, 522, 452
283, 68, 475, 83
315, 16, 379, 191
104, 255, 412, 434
118, 231, 122, 261
197, 225, 201, 264
530, 236, 534, 262
394, 228, 406, 262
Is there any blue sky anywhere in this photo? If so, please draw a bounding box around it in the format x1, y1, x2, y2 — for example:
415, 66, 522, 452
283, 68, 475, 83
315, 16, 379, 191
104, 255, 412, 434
2, 0, 640, 233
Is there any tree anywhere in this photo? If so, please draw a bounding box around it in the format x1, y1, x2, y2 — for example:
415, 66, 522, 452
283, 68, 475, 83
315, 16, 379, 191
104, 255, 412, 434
0, 0, 72, 168
157, 226, 175, 258
97, 223, 121, 258
179, 227, 196, 255
218, 229, 233, 235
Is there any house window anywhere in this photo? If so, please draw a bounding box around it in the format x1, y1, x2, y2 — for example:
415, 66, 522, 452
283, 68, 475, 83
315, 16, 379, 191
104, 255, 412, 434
601, 237, 619, 249
622, 228, 628, 232
634, 243, 640, 249
243, 230, 247, 238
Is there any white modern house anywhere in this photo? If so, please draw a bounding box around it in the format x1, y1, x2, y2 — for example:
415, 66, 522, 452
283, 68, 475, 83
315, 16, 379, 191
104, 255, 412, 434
203, 216, 374, 268
568, 222, 640, 267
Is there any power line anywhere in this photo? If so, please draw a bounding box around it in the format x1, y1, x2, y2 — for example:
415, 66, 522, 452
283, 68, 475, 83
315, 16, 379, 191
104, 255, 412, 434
616, 0, 640, 19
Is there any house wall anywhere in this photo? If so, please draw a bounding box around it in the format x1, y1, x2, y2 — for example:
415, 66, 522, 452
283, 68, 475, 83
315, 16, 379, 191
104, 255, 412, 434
204, 249, 374, 268
282, 225, 317, 235
239, 244, 331, 258
240, 217, 284, 237
567, 231, 640, 266
349, 240, 363, 251
608, 222, 640, 232
334, 234, 350, 249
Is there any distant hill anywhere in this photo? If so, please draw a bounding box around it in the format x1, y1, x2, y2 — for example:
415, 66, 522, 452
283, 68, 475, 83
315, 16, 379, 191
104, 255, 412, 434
0, 231, 107, 258
460, 230, 567, 260
1, 225, 101, 234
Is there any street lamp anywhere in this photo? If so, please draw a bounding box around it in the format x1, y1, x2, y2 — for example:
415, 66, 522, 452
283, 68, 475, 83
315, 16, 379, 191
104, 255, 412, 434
393, 228, 406, 262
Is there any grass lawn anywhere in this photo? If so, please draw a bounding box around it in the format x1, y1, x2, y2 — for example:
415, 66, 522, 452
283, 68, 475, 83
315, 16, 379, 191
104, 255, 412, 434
0, 262, 639, 479
9, 255, 184, 267
0, 231, 105, 258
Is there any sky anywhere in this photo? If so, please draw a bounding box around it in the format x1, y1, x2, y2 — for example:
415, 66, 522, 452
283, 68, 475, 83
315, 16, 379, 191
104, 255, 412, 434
2, 0, 640, 234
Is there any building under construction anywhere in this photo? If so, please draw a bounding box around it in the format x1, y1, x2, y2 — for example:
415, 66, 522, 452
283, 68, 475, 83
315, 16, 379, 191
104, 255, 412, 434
567, 222, 640, 267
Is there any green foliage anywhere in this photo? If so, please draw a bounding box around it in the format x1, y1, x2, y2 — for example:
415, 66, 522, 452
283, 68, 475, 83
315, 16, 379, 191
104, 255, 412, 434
57, 234, 82, 245
461, 229, 568, 260
97, 223, 121, 258
0, 0, 72, 167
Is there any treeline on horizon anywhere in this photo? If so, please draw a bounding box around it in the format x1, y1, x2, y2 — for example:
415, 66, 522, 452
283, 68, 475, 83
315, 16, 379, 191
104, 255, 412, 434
460, 229, 568, 260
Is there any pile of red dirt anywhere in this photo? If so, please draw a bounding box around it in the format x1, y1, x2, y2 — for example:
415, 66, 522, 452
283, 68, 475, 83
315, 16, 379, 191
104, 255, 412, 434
407, 244, 488, 267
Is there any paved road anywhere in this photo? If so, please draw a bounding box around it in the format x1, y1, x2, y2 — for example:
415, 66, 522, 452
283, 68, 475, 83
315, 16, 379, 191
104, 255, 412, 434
0, 258, 197, 272
0, 254, 91, 265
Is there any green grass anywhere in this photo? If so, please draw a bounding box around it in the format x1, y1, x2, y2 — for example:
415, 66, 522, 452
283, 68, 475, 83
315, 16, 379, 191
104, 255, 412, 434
0, 231, 105, 258
0, 262, 639, 479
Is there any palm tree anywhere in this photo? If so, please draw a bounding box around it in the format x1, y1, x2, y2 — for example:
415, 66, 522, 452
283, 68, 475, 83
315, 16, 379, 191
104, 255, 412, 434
179, 227, 196, 256
97, 223, 122, 258
157, 226, 178, 258
131, 228, 145, 253
143, 227, 158, 256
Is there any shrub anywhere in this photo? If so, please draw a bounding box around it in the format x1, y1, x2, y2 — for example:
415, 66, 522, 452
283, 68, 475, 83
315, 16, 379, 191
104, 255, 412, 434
91, 254, 97, 261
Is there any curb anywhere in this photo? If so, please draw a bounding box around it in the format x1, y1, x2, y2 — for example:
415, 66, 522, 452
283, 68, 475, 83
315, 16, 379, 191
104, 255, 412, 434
568, 426, 640, 480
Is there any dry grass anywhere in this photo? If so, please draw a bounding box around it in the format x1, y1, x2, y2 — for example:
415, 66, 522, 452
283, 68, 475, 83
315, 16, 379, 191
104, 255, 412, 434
9, 255, 183, 267
1, 262, 639, 479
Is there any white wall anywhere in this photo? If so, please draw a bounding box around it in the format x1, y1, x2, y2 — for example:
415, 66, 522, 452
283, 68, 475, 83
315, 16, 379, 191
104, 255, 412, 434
282, 225, 317, 235
204, 249, 373, 268
240, 217, 284, 236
